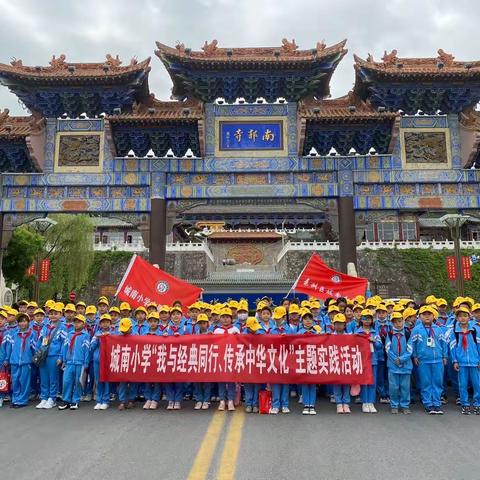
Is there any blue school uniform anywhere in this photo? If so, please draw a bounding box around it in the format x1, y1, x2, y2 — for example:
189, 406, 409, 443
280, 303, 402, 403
142, 329, 163, 403
332, 331, 351, 405
356, 327, 382, 404
90, 331, 110, 405
165, 324, 188, 404
30, 321, 44, 396
374, 320, 392, 399
117, 331, 138, 404
193, 327, 212, 404
449, 325, 480, 407
298, 326, 320, 408
61, 329, 90, 405
242, 327, 264, 409
410, 323, 448, 409
270, 322, 293, 410
5, 328, 36, 405
385, 328, 413, 409
37, 321, 67, 402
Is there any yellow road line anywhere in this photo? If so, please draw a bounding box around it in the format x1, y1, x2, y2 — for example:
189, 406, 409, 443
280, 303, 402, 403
216, 410, 246, 480
187, 411, 226, 480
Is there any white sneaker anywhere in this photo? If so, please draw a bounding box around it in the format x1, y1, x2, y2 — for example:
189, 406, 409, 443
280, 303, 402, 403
194, 401, 202, 410
309, 408, 317, 415
298, 395, 303, 404
94, 403, 102, 410
218, 400, 225, 411
343, 404, 351, 414
85, 394, 93, 402
202, 402, 209, 410
36, 400, 47, 409
0, 398, 3, 408
369, 403, 378, 413
270, 407, 279, 415
228, 400, 235, 411
337, 404, 344, 414
166, 401, 174, 410
173, 402, 181, 410
290, 391, 297, 398
330, 395, 336, 403
143, 400, 152, 410
149, 401, 158, 410
46, 398, 56, 409
99, 403, 109, 410
302, 407, 310, 415
80, 395, 87, 402
282, 407, 290, 414
362, 403, 370, 413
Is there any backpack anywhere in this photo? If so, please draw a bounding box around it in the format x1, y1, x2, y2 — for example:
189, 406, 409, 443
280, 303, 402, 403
452, 320, 477, 345
387, 329, 411, 343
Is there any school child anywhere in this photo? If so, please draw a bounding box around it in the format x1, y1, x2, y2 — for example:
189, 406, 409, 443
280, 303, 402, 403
119, 302, 132, 320
472, 304, 480, 337
133, 306, 149, 335
143, 312, 162, 410
403, 307, 420, 402
213, 307, 240, 411
234, 301, 249, 331
36, 305, 66, 409
116, 318, 136, 410
26, 302, 38, 321
270, 306, 291, 414
449, 306, 480, 415
193, 313, 212, 410
17, 299, 29, 314
82, 305, 97, 402
309, 301, 321, 323
188, 303, 201, 328
3, 313, 36, 407
89, 313, 111, 410
30, 307, 46, 399
436, 298, 452, 326
165, 306, 191, 410
347, 304, 363, 333
411, 305, 448, 414
374, 303, 392, 403
228, 300, 239, 323
385, 300, 395, 317
323, 304, 339, 332
158, 305, 170, 333
298, 310, 321, 415
63, 304, 76, 331
109, 306, 121, 333
85, 305, 97, 335
146, 302, 158, 315
385, 312, 413, 414
0, 310, 7, 407
97, 296, 110, 317
242, 317, 264, 413
258, 305, 275, 333
356, 309, 381, 413
76, 301, 87, 316
331, 313, 352, 414
287, 304, 301, 332
57, 314, 90, 410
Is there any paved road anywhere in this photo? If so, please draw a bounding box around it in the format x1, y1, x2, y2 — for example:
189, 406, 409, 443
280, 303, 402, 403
0, 399, 479, 480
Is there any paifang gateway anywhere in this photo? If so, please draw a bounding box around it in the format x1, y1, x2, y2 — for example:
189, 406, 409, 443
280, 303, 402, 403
1, 39, 480, 281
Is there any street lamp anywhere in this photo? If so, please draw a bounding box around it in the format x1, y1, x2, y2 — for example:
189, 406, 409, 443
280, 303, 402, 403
440, 214, 470, 297
30, 217, 57, 302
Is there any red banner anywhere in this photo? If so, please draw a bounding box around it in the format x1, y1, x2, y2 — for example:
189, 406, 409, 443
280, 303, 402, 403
116, 254, 202, 309
446, 256, 456, 280
292, 253, 368, 300
462, 256, 472, 280
39, 259, 51, 283
100, 334, 373, 385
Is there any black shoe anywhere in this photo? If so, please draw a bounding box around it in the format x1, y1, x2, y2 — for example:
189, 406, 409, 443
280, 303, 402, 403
69, 403, 79, 410
455, 397, 461, 405
435, 406, 444, 415
474, 406, 480, 415
10, 404, 18, 409
441, 395, 447, 405
58, 402, 70, 410
427, 407, 436, 415
461, 406, 471, 415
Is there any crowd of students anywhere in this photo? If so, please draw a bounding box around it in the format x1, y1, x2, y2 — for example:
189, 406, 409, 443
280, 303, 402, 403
1, 293, 479, 416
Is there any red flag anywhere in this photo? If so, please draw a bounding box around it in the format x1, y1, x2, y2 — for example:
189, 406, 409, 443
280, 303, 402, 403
292, 253, 368, 300
115, 254, 202, 308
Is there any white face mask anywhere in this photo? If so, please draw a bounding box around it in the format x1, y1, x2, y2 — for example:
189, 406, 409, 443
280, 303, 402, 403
238, 313, 248, 321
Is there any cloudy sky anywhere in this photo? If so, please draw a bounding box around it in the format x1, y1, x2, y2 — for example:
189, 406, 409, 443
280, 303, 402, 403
0, 0, 479, 115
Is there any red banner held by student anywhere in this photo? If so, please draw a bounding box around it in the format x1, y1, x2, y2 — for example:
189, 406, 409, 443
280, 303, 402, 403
292, 253, 368, 300
115, 254, 202, 309
100, 334, 373, 385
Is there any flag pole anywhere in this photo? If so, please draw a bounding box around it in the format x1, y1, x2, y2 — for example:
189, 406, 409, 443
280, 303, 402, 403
114, 253, 137, 300
285, 253, 314, 298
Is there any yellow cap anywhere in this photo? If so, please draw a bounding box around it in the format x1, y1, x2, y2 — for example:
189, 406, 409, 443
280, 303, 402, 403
436, 298, 448, 307
51, 302, 64, 313
228, 300, 239, 309
120, 302, 131, 311
170, 306, 183, 314
471, 303, 480, 312
353, 304, 364, 311
7, 308, 19, 316
158, 305, 170, 313
146, 302, 158, 309
327, 305, 340, 314
300, 300, 311, 308
361, 309, 374, 317
220, 307, 233, 317
245, 316, 261, 332
453, 297, 465, 307
44, 299, 56, 309
393, 304, 404, 312
18, 299, 29, 306
455, 306, 471, 316
300, 308, 313, 318
197, 313, 209, 322
109, 306, 120, 314
74, 314, 86, 323
135, 306, 147, 315
147, 311, 160, 320
464, 297, 475, 307
85, 305, 97, 315
426, 295, 437, 305
354, 295, 366, 304
390, 312, 403, 321
34, 308, 45, 316
100, 314, 112, 322
64, 303, 76, 312
333, 313, 346, 323
309, 301, 320, 309
376, 303, 387, 312
256, 301, 267, 311
418, 305, 438, 319
237, 301, 248, 311
288, 304, 300, 314
97, 296, 109, 306
365, 298, 378, 308
27, 301, 38, 309
189, 302, 200, 310
76, 301, 86, 308
403, 307, 417, 320
119, 317, 132, 333
384, 300, 395, 307
0, 310, 7, 318
272, 306, 287, 320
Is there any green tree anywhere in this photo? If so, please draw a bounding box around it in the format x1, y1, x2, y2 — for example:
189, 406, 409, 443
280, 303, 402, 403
3, 227, 44, 291
40, 214, 94, 300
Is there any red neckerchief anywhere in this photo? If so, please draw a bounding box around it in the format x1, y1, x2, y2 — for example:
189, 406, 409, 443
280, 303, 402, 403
18, 330, 32, 351
277, 326, 285, 333
380, 324, 388, 337
461, 330, 470, 351
170, 325, 180, 333
69, 331, 83, 353
394, 333, 402, 354
32, 323, 42, 334
159, 324, 168, 331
